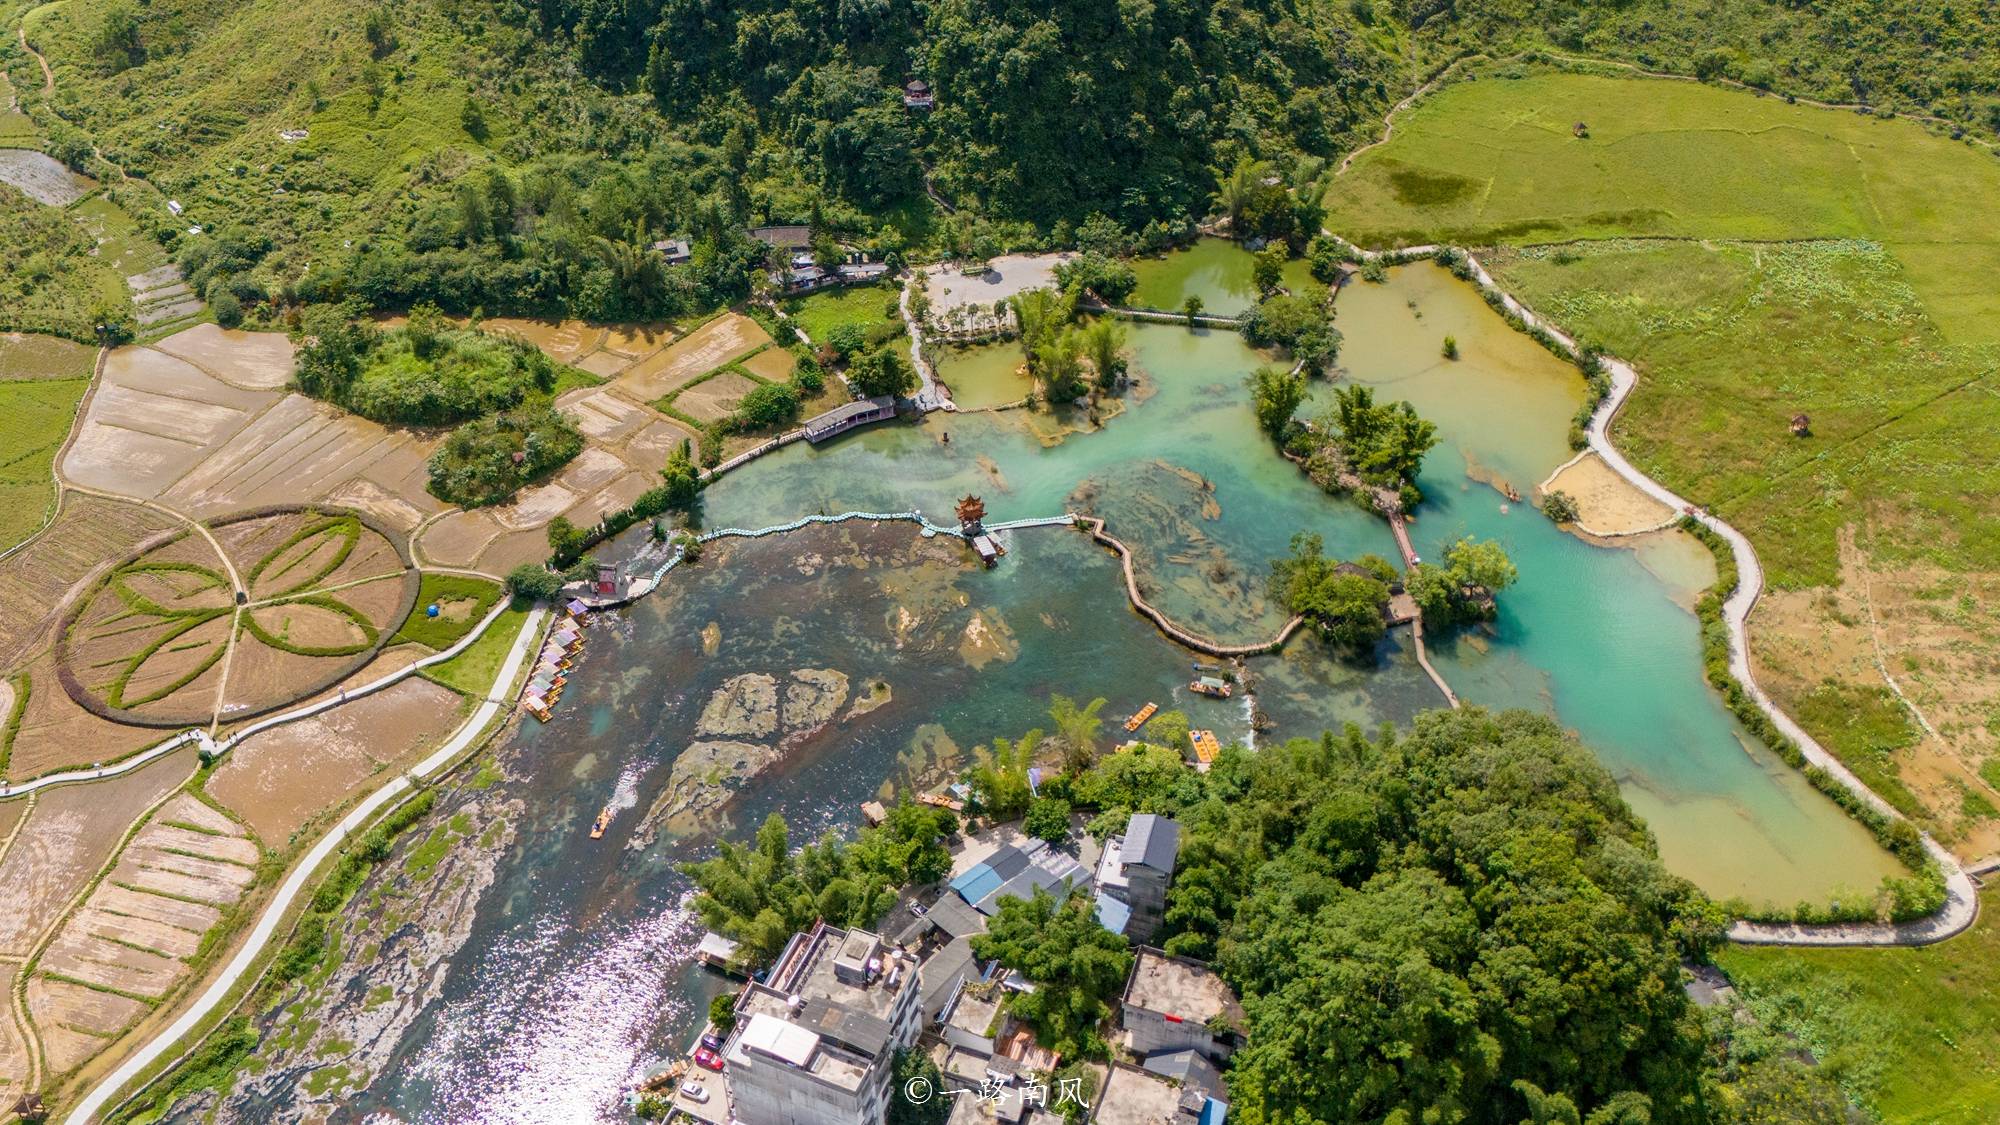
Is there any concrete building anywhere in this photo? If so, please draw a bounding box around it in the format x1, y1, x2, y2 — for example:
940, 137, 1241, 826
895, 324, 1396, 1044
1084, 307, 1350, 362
1091, 1063, 1227, 1125
1093, 814, 1178, 943
1120, 948, 1244, 1063
726, 922, 923, 1124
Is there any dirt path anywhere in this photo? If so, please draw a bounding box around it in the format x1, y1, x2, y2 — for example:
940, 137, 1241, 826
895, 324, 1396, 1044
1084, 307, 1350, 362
17, 26, 53, 96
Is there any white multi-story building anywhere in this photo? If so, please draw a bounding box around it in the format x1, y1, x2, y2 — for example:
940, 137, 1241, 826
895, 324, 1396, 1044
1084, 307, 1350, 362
726, 923, 923, 1125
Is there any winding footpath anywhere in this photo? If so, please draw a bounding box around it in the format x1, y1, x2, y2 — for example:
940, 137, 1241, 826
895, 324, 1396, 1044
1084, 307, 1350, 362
65, 607, 549, 1125
1449, 247, 1978, 946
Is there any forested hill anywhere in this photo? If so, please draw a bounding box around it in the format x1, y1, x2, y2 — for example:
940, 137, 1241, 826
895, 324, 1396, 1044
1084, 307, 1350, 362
8, 0, 1997, 329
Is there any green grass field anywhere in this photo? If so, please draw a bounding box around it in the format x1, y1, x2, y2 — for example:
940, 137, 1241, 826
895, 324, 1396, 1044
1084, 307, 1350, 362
420, 606, 526, 697
1330, 69, 2000, 345
1478, 238, 1999, 586
0, 374, 87, 548
390, 573, 503, 651
781, 282, 903, 344
1717, 889, 2000, 1122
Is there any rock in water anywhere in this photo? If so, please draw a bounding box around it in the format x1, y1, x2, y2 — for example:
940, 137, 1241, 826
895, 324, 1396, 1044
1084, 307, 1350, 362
695, 673, 778, 738
782, 668, 849, 732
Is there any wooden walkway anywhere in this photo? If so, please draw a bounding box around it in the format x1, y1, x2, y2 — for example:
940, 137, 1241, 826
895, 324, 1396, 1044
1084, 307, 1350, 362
1079, 517, 1305, 657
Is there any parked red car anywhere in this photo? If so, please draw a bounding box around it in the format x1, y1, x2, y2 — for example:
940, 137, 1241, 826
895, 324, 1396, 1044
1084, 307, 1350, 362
693, 1046, 725, 1072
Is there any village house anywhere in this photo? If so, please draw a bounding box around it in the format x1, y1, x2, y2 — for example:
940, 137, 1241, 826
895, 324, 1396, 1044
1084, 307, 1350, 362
1093, 813, 1179, 944
1120, 948, 1245, 1063
724, 923, 923, 1125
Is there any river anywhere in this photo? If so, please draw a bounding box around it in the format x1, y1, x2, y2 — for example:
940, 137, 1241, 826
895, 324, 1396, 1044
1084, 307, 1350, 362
316, 253, 1896, 1123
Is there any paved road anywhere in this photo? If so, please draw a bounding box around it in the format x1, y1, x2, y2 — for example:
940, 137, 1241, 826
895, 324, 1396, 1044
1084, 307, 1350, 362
1, 601, 514, 800
1455, 251, 1978, 947
64, 607, 548, 1124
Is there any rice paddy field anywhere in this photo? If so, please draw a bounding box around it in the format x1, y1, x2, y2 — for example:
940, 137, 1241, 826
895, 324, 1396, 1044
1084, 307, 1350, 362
0, 334, 93, 552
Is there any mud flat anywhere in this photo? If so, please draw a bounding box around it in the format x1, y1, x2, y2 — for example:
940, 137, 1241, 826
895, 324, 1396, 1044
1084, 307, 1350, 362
25, 794, 260, 1078
207, 676, 465, 842
0, 149, 89, 205
150, 325, 294, 390
1543, 450, 1676, 534
607, 313, 771, 402
0, 748, 194, 958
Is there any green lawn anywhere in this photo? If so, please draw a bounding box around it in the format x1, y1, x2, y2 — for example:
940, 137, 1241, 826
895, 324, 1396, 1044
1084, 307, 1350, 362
419, 606, 527, 697
0, 375, 87, 549
1478, 239, 1999, 586
1328, 69, 2000, 345
389, 573, 503, 651
781, 282, 902, 344
1717, 889, 2000, 1122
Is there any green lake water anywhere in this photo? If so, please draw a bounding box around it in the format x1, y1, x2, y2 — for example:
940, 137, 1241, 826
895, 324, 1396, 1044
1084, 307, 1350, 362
346, 250, 1902, 1123
1128, 236, 1318, 315
935, 342, 1032, 409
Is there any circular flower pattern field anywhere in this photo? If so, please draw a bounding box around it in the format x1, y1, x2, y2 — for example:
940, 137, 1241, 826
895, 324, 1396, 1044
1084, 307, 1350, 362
56, 508, 418, 727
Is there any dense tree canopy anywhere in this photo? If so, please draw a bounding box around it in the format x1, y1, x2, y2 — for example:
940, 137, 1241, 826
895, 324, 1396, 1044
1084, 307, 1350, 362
1066, 708, 1732, 1124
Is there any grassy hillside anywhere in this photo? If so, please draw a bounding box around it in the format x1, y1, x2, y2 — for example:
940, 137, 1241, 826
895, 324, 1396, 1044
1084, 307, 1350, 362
1717, 888, 2000, 1122
1331, 69, 2000, 343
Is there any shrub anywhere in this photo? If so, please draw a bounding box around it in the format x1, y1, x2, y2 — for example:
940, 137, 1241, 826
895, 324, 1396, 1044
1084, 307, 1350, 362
505, 564, 562, 601
1542, 490, 1579, 523
425, 400, 584, 507
1441, 334, 1458, 359
734, 381, 800, 431
1053, 252, 1138, 304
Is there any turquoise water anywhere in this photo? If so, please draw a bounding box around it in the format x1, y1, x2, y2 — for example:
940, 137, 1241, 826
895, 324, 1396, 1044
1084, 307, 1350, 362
344, 251, 1900, 1122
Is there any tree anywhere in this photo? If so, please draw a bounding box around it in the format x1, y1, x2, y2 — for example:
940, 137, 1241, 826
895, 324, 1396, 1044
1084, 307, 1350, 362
1078, 318, 1128, 391
1182, 295, 1204, 325
1054, 253, 1138, 305
1243, 288, 1340, 373
850, 348, 917, 398
1141, 709, 1190, 753
1248, 366, 1306, 438
1307, 236, 1346, 284
460, 97, 489, 141
969, 731, 1038, 819
658, 440, 703, 510
889, 1047, 951, 1125
1024, 797, 1073, 845
734, 382, 801, 431
1543, 490, 1580, 523
708, 991, 739, 1032
972, 890, 1133, 1059
1322, 385, 1438, 488
91, 4, 145, 72
505, 564, 561, 602
1252, 244, 1287, 295
1442, 334, 1459, 359
1445, 537, 1518, 595
546, 516, 587, 562
1048, 694, 1106, 774
1269, 533, 1391, 654
1011, 287, 1074, 365
1036, 330, 1089, 404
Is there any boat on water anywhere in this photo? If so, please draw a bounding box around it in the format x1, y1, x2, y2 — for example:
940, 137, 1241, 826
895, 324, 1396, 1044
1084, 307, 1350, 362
1123, 702, 1158, 732
590, 806, 613, 838
1189, 675, 1233, 699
